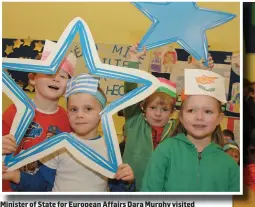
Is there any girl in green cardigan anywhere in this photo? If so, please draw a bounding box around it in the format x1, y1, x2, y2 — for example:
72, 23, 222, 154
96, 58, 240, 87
141, 69, 240, 192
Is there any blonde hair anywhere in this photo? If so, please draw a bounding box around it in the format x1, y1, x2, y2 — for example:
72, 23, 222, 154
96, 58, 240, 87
171, 97, 224, 147
142, 92, 175, 112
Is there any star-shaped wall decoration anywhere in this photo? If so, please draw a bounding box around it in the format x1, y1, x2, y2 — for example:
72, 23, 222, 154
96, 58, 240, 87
4, 45, 14, 55
34, 41, 44, 52
23, 36, 33, 46
132, 2, 236, 66
13, 39, 24, 49
3, 17, 159, 178
25, 84, 34, 92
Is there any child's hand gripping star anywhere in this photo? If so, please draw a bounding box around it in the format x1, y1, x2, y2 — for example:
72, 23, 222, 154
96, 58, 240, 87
200, 53, 214, 70
128, 43, 147, 62
2, 134, 17, 155
115, 163, 134, 184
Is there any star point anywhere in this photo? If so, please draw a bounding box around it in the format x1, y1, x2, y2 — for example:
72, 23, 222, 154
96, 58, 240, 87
13, 39, 24, 49
23, 36, 33, 46
34, 41, 44, 52
25, 84, 34, 92
133, 2, 236, 65
5, 45, 14, 55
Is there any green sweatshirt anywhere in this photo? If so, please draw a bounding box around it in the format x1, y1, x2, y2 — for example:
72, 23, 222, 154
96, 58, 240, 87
141, 133, 240, 192
122, 62, 176, 191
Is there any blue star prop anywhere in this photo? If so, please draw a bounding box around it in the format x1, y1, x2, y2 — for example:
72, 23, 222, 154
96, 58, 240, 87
2, 17, 159, 177
132, 2, 236, 66
2, 71, 35, 165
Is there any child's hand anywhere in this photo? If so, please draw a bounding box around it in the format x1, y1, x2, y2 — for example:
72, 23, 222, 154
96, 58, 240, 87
2, 162, 8, 173
128, 43, 146, 62
2, 134, 17, 155
2, 164, 20, 184
199, 53, 214, 70
115, 163, 134, 184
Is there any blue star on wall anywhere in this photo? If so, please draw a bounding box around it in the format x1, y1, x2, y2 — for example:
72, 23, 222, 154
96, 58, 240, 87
3, 17, 159, 178
132, 2, 236, 66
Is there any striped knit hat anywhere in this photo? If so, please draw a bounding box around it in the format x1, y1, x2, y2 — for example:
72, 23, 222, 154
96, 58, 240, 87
65, 73, 106, 108
156, 78, 176, 99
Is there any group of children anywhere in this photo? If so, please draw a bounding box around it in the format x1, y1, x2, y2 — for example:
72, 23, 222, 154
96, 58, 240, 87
2, 42, 240, 192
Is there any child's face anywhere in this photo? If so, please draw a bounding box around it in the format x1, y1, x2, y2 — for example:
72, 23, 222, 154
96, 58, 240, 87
223, 135, 232, 144
67, 93, 102, 139
30, 69, 69, 101
180, 95, 223, 140
145, 96, 172, 127
226, 149, 240, 164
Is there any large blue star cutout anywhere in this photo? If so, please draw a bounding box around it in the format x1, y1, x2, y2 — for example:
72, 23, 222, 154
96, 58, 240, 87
132, 2, 236, 66
2, 17, 159, 178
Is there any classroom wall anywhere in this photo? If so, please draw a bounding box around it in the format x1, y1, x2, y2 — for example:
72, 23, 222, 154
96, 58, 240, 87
2, 2, 240, 141
2, 2, 240, 50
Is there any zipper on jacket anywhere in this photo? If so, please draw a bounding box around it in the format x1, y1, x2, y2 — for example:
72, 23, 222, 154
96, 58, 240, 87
152, 128, 157, 151
150, 121, 173, 151
160, 120, 174, 142
197, 152, 202, 189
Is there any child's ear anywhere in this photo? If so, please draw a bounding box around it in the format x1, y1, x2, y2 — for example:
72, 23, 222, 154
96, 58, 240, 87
28, 73, 36, 86
217, 113, 224, 126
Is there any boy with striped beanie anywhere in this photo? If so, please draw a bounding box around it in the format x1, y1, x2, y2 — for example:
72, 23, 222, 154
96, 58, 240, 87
5, 73, 135, 192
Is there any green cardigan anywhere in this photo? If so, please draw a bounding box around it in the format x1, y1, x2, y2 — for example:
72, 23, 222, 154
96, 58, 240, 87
141, 133, 240, 192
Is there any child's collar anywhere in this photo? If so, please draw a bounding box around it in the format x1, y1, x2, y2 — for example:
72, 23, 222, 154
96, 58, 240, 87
151, 125, 164, 131
89, 135, 102, 140
32, 99, 59, 114
35, 107, 59, 114
176, 133, 222, 153
71, 132, 102, 141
